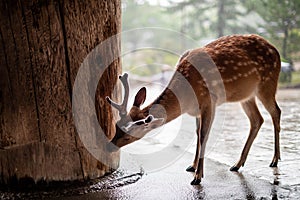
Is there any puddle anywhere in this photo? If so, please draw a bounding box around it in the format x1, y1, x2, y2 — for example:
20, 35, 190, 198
0, 168, 144, 199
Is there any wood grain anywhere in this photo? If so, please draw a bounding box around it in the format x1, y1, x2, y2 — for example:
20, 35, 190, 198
0, 0, 121, 185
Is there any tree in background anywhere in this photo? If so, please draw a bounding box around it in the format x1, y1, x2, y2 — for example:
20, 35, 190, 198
122, 0, 182, 75
244, 0, 300, 60
168, 0, 257, 39
121, 0, 300, 78
121, 0, 263, 76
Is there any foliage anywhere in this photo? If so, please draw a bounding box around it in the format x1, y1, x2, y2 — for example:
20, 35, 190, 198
121, 0, 185, 75
121, 0, 300, 76
289, 29, 300, 60
167, 0, 258, 39
243, 0, 300, 60
279, 71, 300, 87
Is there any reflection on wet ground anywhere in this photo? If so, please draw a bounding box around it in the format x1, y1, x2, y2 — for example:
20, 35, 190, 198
0, 89, 299, 199
206, 89, 300, 187
0, 168, 144, 199
119, 88, 300, 199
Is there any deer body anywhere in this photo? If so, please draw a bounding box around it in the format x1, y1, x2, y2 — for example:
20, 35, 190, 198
107, 34, 281, 185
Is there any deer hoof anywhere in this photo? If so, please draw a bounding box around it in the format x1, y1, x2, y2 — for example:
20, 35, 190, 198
186, 166, 196, 172
230, 166, 239, 172
191, 178, 201, 185
269, 161, 278, 168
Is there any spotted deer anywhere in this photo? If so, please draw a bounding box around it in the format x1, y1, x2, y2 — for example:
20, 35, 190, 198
106, 34, 281, 185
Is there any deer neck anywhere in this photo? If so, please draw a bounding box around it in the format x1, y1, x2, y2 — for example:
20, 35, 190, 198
142, 88, 181, 123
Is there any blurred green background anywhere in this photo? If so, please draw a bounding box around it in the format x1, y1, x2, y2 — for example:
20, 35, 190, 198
121, 0, 300, 87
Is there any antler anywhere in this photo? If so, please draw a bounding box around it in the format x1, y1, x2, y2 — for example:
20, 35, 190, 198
106, 73, 129, 118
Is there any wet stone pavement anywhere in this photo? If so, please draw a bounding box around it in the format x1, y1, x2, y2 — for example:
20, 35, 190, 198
0, 168, 144, 199
61, 152, 295, 200
0, 151, 294, 199
1, 89, 299, 199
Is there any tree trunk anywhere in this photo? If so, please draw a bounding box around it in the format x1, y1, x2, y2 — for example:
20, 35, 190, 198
282, 26, 288, 59
217, 0, 225, 37
0, 0, 121, 186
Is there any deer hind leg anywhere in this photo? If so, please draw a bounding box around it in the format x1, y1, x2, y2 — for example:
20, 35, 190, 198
230, 97, 264, 172
257, 91, 281, 167
186, 117, 201, 172
191, 105, 215, 185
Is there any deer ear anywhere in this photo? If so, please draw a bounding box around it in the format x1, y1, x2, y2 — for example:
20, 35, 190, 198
133, 87, 146, 107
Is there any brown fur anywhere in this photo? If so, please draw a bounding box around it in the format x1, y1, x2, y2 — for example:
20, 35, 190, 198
107, 34, 281, 185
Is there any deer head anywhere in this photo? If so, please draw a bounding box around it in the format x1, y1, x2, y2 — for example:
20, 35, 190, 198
106, 73, 164, 152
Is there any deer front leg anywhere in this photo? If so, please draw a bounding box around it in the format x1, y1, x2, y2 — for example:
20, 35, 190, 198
191, 105, 215, 185
186, 117, 201, 172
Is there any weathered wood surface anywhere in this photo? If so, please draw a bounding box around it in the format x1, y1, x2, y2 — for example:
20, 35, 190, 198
0, 0, 121, 185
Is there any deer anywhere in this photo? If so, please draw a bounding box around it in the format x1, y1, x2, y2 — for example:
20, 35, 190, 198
106, 34, 281, 185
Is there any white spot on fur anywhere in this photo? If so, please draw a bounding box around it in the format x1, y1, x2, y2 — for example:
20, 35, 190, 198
208, 68, 218, 74
257, 56, 263, 60
211, 80, 219, 86
265, 64, 270, 68
268, 48, 274, 54
225, 79, 233, 83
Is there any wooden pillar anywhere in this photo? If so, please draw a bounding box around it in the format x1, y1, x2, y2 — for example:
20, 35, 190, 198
0, 0, 121, 185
